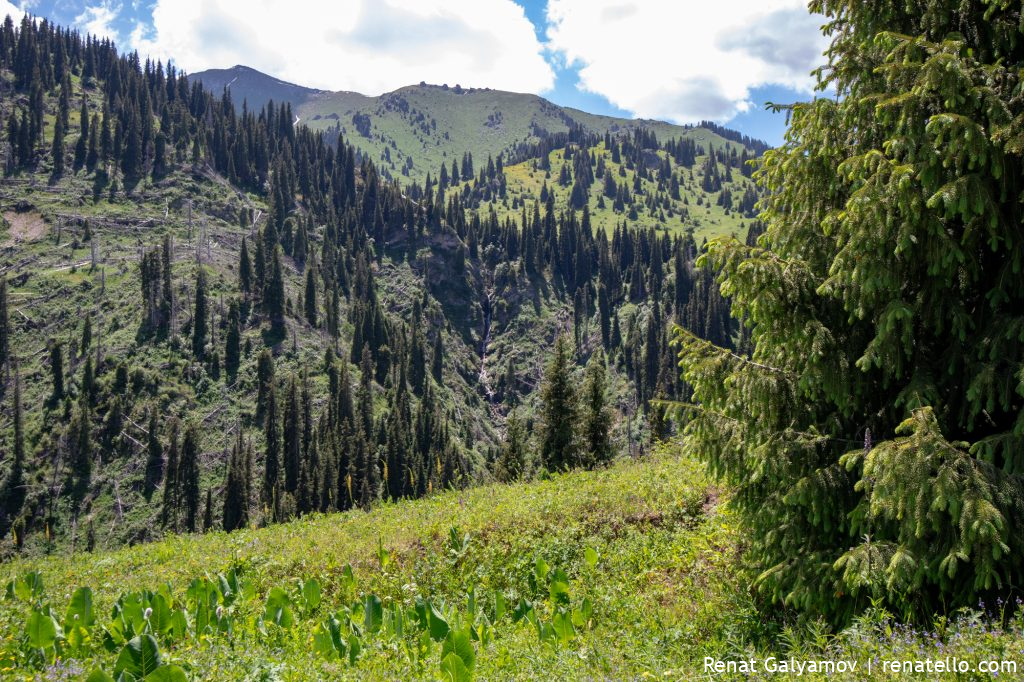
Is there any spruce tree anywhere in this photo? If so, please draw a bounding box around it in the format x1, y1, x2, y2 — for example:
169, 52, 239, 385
262, 382, 281, 517
642, 313, 660, 407
582, 351, 612, 466
673, 247, 690, 315
74, 97, 88, 171
355, 428, 377, 509
430, 333, 443, 384
202, 489, 214, 531
192, 267, 208, 360
538, 335, 578, 470
302, 369, 314, 465
238, 237, 252, 298
610, 312, 622, 350
158, 235, 173, 339
0, 277, 8, 374
409, 301, 426, 395
144, 409, 162, 496
597, 283, 611, 349
161, 419, 180, 530
222, 430, 249, 532
224, 299, 241, 379
80, 355, 95, 406
51, 115, 64, 176
68, 394, 92, 495
495, 409, 529, 482
357, 347, 374, 439
80, 314, 92, 356
327, 289, 340, 340
673, 0, 1024, 624
255, 349, 275, 420
265, 246, 286, 335
304, 264, 317, 327
297, 429, 317, 515
1, 368, 25, 535
253, 239, 266, 304
102, 396, 124, 460
282, 375, 301, 493
179, 422, 201, 532
152, 132, 167, 178
49, 340, 64, 401
86, 114, 99, 171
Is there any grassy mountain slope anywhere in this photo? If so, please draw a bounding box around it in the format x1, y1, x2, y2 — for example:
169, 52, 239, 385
190, 67, 761, 185
4, 448, 1023, 680
458, 142, 758, 241
0, 449, 743, 679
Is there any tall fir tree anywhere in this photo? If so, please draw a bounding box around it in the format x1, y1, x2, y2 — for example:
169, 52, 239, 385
73, 97, 88, 171
582, 351, 612, 466
673, 0, 1024, 624
255, 349, 275, 420
357, 347, 374, 438
158, 235, 174, 339
282, 375, 301, 493
68, 394, 92, 495
178, 422, 201, 533
494, 409, 529, 482
430, 332, 443, 384
144, 408, 162, 496
224, 299, 241, 378
50, 115, 64, 176
222, 430, 250, 532
265, 246, 286, 335
49, 340, 64, 401
192, 267, 208, 360
262, 381, 281, 518
0, 277, 8, 374
80, 355, 95, 406
202, 489, 214, 531
304, 264, 318, 328
80, 314, 92, 356
538, 335, 578, 470
161, 419, 180, 530
238, 237, 253, 299
1, 367, 25, 535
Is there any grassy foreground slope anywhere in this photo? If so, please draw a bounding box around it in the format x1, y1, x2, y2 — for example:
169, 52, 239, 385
5, 448, 1024, 680
1, 447, 746, 680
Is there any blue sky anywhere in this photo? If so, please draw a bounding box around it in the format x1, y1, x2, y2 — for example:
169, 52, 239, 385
2, 0, 830, 146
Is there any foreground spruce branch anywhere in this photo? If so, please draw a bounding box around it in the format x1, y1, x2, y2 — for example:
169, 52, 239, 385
669, 0, 1024, 626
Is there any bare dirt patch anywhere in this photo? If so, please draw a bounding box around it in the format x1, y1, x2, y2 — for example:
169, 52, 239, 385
3, 210, 48, 244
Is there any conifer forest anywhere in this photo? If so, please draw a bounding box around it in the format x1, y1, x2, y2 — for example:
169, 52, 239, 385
0, 1, 1023, 679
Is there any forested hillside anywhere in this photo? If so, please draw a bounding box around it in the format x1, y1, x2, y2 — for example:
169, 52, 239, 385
440, 128, 760, 239
0, 14, 741, 556
3, 0, 1024, 679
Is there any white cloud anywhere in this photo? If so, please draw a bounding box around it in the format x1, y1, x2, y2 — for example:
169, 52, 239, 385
74, 2, 122, 42
545, 0, 829, 123
129, 0, 554, 96
0, 1, 25, 22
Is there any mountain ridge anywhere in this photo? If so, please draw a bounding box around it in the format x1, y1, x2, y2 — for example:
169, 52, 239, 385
189, 65, 768, 183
